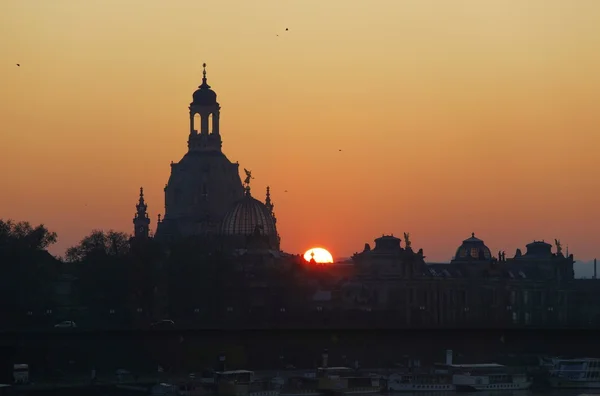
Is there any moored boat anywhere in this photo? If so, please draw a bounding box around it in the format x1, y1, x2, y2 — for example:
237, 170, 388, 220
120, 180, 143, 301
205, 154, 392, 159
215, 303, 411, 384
279, 375, 321, 396
386, 349, 455, 392
451, 363, 531, 392
215, 370, 280, 396
543, 357, 600, 389
387, 372, 454, 392
312, 350, 381, 395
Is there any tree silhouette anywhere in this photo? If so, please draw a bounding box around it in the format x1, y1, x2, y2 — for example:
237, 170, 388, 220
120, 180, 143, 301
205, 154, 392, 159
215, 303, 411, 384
65, 230, 130, 262
0, 219, 57, 252
0, 219, 59, 326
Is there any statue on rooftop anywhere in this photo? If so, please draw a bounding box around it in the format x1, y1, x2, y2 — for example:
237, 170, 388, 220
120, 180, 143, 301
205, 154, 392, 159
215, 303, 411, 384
404, 232, 411, 249
243, 168, 253, 186
555, 239, 563, 255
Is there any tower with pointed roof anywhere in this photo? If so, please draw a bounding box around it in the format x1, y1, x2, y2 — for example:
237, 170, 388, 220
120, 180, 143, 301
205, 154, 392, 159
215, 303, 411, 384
188, 63, 222, 152
133, 187, 150, 238
155, 63, 245, 240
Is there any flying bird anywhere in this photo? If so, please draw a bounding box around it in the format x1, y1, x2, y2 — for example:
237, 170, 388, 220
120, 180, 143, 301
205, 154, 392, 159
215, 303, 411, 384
16, 64, 20, 67
286, 28, 289, 31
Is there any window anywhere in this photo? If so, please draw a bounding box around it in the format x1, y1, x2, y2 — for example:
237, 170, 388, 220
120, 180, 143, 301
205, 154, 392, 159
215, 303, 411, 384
471, 248, 479, 258
523, 291, 529, 305
525, 312, 531, 324
512, 312, 518, 323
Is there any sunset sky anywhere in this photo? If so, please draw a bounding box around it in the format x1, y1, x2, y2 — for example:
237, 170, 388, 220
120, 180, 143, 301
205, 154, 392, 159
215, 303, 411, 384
1, 0, 599, 262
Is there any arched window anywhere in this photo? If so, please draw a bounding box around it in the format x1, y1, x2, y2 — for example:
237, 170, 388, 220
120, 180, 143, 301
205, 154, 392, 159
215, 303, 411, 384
208, 113, 213, 133
470, 248, 479, 258
193, 113, 201, 133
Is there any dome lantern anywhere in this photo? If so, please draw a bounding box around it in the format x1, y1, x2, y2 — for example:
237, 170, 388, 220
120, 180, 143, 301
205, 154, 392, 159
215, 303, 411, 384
451, 232, 492, 263
191, 63, 218, 106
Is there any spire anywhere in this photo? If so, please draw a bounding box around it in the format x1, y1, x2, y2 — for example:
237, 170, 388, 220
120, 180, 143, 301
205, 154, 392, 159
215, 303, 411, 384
136, 187, 147, 215
200, 62, 211, 89
133, 186, 150, 238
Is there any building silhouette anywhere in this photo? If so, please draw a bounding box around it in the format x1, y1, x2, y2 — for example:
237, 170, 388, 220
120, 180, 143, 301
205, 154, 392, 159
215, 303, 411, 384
115, 65, 598, 330
134, 63, 279, 250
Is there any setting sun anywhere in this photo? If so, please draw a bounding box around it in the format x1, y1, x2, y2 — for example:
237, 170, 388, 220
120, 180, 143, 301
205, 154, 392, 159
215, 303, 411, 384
303, 248, 334, 264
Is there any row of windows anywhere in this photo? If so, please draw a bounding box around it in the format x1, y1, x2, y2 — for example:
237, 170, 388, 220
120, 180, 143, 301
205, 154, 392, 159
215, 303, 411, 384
405, 289, 565, 306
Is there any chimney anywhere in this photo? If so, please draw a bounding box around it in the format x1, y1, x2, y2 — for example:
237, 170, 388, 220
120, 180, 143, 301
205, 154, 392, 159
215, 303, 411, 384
322, 349, 329, 368
595, 259, 597, 279
446, 350, 453, 365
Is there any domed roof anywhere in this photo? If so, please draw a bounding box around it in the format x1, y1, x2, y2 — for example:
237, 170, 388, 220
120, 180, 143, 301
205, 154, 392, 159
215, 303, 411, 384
191, 63, 217, 106
220, 189, 277, 238
453, 232, 492, 262
524, 240, 553, 258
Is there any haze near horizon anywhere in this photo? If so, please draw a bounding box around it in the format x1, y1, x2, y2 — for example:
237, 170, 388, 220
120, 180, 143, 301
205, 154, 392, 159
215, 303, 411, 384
1, 0, 599, 261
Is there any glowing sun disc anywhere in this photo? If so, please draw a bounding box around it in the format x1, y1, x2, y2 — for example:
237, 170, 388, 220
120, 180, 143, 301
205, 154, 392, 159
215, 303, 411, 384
304, 248, 334, 263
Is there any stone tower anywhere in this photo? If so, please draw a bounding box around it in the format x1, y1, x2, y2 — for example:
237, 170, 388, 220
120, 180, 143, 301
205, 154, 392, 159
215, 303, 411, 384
155, 64, 245, 240
133, 187, 150, 238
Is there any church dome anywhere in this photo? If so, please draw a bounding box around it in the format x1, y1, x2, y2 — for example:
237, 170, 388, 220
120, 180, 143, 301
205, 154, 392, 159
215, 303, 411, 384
220, 190, 278, 238
453, 233, 492, 262
192, 86, 217, 106
191, 63, 217, 106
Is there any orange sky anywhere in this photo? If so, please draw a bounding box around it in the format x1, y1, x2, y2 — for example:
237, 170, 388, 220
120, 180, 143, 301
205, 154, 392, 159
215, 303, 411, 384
1, 0, 599, 262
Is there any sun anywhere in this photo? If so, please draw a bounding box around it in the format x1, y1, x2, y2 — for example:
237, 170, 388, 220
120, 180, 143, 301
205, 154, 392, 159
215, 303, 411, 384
303, 247, 334, 264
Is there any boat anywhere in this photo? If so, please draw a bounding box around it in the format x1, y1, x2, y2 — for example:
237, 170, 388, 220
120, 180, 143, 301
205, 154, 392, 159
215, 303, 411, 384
386, 349, 455, 392
308, 349, 381, 395
312, 367, 381, 395
450, 363, 532, 392
214, 370, 280, 396
387, 371, 455, 392
279, 375, 321, 396
543, 357, 600, 389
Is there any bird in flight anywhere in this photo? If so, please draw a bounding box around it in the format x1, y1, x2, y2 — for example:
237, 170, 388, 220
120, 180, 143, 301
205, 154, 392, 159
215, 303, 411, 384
16, 64, 20, 67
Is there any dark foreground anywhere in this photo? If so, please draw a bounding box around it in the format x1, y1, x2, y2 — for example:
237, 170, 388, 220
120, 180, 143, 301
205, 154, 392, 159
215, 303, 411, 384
0, 329, 598, 384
